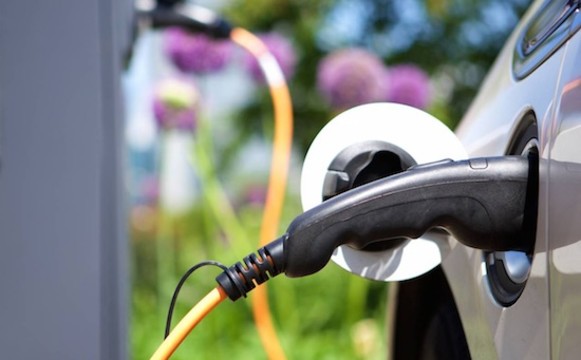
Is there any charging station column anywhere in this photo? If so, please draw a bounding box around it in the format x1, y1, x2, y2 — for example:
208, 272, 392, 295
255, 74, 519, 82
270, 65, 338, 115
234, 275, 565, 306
0, 0, 132, 358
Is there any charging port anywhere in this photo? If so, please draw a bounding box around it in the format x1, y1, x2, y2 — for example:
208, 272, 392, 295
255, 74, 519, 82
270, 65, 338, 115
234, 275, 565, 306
485, 115, 538, 306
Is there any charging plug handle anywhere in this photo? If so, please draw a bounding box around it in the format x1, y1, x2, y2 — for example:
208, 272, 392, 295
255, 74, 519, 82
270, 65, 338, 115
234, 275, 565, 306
284, 155, 536, 277
217, 156, 536, 299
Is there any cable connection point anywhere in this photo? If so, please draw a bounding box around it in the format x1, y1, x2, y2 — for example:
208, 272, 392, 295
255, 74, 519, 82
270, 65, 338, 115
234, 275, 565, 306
138, 3, 232, 39
216, 236, 286, 301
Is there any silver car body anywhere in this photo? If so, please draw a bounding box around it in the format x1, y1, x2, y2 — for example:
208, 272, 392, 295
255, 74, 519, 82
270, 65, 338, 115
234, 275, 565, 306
446, 0, 581, 358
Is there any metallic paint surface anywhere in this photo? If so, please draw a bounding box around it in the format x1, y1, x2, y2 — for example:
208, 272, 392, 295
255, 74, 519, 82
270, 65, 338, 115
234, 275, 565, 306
447, 0, 565, 358
547, 27, 581, 359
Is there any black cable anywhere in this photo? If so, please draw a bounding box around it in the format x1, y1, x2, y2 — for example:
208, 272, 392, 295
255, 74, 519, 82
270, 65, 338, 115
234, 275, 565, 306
165, 260, 228, 338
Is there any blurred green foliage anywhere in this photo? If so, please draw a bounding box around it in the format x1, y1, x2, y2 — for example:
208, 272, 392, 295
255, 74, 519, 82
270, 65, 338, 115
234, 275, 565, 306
131, 116, 389, 359
131, 185, 389, 359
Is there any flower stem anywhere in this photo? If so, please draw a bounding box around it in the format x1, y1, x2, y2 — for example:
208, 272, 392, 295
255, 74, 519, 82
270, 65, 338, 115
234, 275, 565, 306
192, 116, 250, 252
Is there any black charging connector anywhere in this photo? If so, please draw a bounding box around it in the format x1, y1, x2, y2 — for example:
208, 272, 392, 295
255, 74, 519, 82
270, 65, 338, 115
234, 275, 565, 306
127, 1, 232, 67
217, 155, 537, 300
137, 2, 232, 39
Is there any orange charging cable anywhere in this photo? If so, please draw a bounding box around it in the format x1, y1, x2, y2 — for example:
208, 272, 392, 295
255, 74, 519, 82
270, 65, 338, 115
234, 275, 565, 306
150, 287, 227, 360
151, 27, 293, 360
231, 27, 293, 360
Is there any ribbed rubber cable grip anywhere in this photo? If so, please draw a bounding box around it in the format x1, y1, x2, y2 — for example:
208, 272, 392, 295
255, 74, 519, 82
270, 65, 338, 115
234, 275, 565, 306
216, 236, 286, 301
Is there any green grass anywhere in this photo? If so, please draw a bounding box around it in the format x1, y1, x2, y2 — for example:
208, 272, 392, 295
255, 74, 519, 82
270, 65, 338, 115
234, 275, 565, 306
130, 198, 391, 359
131, 117, 391, 359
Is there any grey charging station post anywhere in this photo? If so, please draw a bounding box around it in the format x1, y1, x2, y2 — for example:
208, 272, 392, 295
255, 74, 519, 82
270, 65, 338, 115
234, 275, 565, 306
0, 1, 132, 358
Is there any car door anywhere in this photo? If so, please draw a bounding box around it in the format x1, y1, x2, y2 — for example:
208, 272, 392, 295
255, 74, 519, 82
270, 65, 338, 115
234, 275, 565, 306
446, 1, 580, 358
546, 6, 581, 359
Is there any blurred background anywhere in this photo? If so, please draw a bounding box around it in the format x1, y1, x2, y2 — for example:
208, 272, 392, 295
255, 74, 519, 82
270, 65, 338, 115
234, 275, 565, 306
125, 0, 531, 358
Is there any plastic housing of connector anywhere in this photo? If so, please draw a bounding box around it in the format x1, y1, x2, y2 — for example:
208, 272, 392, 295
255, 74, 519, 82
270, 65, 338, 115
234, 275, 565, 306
217, 156, 534, 291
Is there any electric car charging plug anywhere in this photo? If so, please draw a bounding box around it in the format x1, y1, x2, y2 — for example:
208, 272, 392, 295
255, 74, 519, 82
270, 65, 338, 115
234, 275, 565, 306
217, 155, 537, 300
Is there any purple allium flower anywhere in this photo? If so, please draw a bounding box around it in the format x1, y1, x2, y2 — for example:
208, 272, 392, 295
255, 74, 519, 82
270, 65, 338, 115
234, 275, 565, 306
385, 64, 431, 109
164, 27, 232, 74
152, 78, 199, 131
317, 48, 388, 110
243, 184, 267, 206
244, 32, 297, 83
141, 176, 159, 205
